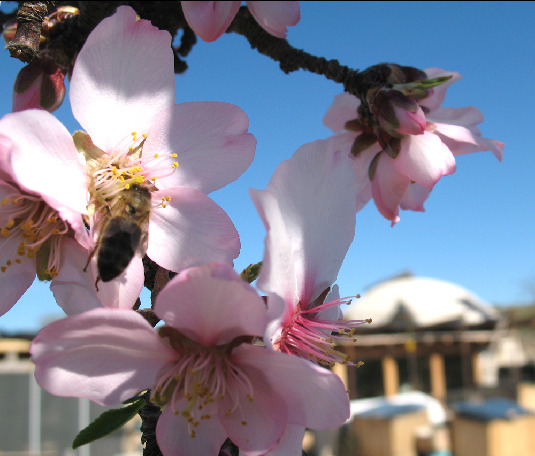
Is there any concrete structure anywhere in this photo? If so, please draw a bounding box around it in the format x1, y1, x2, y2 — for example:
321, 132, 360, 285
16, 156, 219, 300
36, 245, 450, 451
338, 274, 499, 403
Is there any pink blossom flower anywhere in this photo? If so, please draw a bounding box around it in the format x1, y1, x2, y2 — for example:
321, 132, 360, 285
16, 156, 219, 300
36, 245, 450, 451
181, 1, 300, 42
324, 67, 504, 224
31, 262, 349, 456
250, 138, 370, 455
0, 110, 91, 316
48, 6, 255, 313
251, 138, 369, 364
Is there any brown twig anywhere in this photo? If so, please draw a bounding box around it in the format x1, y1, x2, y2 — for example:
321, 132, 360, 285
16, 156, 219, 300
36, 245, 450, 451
228, 6, 386, 98
6, 1, 56, 62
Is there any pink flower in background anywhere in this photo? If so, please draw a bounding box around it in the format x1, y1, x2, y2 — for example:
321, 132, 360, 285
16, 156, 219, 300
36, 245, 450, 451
47, 6, 255, 314
324, 67, 504, 224
31, 262, 349, 456
0, 110, 91, 316
182, 1, 300, 42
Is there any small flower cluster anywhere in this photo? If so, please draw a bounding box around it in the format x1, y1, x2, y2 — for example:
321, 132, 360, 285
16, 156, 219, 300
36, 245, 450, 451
0, 3, 503, 456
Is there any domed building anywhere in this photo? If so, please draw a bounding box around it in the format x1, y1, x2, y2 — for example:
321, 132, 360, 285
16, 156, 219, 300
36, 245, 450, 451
335, 273, 500, 403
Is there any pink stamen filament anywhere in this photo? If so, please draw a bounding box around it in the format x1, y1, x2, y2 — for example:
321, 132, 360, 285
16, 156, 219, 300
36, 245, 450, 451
276, 297, 370, 366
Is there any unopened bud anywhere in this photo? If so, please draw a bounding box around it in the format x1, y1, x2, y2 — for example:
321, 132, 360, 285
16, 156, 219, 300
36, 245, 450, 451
371, 88, 426, 137
12, 58, 66, 113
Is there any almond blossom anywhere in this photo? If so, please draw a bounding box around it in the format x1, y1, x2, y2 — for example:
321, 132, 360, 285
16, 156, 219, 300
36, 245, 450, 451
31, 262, 349, 456
250, 138, 370, 455
0, 110, 91, 316
181, 1, 300, 42
48, 6, 255, 314
324, 67, 505, 224
251, 138, 369, 366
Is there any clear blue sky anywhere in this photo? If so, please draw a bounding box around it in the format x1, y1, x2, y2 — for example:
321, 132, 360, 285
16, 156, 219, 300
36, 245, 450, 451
1, 1, 534, 333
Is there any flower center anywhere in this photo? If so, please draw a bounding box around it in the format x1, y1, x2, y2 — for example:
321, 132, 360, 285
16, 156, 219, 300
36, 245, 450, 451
85, 131, 178, 215
0, 187, 68, 277
275, 294, 371, 367
152, 328, 255, 438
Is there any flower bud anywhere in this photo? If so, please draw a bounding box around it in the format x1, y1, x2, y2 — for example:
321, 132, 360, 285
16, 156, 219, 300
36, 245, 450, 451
371, 88, 426, 137
12, 58, 66, 113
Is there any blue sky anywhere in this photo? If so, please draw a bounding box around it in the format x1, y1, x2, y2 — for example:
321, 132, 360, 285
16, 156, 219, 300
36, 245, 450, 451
0, 1, 534, 333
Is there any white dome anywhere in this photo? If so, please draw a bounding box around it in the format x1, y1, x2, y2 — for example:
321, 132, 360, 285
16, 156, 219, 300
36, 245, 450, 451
345, 275, 497, 328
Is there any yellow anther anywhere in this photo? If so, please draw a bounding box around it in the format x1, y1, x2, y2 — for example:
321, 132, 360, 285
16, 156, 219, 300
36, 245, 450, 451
165, 196, 171, 201
142, 133, 148, 138
15, 259, 21, 264
246, 394, 253, 402
171, 153, 178, 158
161, 203, 166, 208
153, 153, 159, 158
1, 197, 9, 206
111, 166, 118, 174
131, 131, 137, 136
356, 293, 361, 298
241, 421, 247, 426
6, 260, 11, 266
134, 175, 144, 183
128, 147, 134, 152
125, 183, 131, 190
151, 176, 157, 181
1, 228, 9, 236
53, 229, 60, 235
366, 318, 372, 324
1, 267, 5, 273
172, 162, 179, 169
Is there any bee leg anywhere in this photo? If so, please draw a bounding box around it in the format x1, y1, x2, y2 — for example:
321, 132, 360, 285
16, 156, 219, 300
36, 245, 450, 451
94, 275, 101, 292
83, 247, 96, 273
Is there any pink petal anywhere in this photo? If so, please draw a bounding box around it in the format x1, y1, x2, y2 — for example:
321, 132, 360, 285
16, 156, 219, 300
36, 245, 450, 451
371, 154, 409, 224
0, 135, 14, 181
252, 138, 357, 305
147, 188, 240, 272
427, 106, 484, 127
323, 93, 360, 132
221, 350, 287, 453
51, 238, 144, 315
427, 106, 504, 161
263, 425, 306, 456
144, 102, 255, 194
400, 183, 432, 212
0, 110, 89, 218
247, 1, 300, 38
31, 308, 178, 406
394, 131, 456, 188
156, 402, 227, 456
393, 104, 426, 135
420, 67, 462, 112
181, 1, 240, 42
433, 123, 504, 161
234, 345, 350, 430
0, 187, 35, 315
70, 6, 174, 151
154, 263, 268, 346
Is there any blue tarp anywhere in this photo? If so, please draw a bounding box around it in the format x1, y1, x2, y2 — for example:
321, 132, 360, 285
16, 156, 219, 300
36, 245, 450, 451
454, 398, 534, 422
355, 403, 424, 419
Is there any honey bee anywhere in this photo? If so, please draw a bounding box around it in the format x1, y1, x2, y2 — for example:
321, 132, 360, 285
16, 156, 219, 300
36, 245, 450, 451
88, 184, 152, 287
